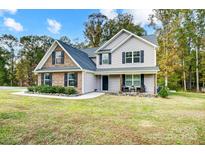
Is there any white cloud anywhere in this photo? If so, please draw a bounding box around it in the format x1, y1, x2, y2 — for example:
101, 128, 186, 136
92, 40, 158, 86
47, 18, 61, 34
122, 9, 153, 26
100, 9, 118, 20
3, 17, 23, 32
0, 9, 17, 16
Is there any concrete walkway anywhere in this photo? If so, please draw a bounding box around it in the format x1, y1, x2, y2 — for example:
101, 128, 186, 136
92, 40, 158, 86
0, 86, 26, 90
12, 91, 104, 100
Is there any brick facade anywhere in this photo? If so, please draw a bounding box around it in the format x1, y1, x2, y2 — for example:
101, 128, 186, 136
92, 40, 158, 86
38, 72, 82, 94
43, 45, 77, 68
37, 45, 82, 94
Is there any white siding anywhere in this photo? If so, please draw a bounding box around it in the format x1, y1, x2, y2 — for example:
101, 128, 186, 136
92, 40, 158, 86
108, 75, 120, 93
97, 35, 156, 69
84, 72, 96, 93
103, 32, 129, 50
144, 74, 155, 94
96, 75, 101, 91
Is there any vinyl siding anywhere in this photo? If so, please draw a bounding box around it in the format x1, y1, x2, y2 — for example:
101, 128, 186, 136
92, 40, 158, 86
84, 72, 96, 93
96, 35, 156, 69
108, 75, 120, 93
103, 32, 129, 50
144, 74, 155, 94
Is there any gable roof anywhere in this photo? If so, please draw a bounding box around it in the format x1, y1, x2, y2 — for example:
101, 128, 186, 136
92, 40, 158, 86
95, 29, 157, 53
34, 40, 96, 72
57, 41, 96, 71
80, 47, 98, 58
141, 35, 158, 46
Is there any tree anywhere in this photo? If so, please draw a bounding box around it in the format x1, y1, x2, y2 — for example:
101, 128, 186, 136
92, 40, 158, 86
84, 13, 107, 47
102, 13, 146, 42
0, 34, 22, 86
151, 10, 180, 87
19, 35, 54, 85
0, 47, 10, 85
59, 36, 72, 45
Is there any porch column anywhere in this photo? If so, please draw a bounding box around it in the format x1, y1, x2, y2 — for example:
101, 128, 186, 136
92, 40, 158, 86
154, 73, 157, 94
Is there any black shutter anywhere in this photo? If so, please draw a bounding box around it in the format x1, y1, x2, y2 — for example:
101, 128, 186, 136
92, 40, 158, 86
41, 73, 44, 85
64, 73, 67, 87
141, 50, 144, 63
52, 51, 55, 65
61, 51, 64, 64
75, 73, 78, 87
122, 52, 125, 64
122, 74, 125, 86
141, 74, 144, 87
99, 54, 102, 65
109, 53, 111, 64
49, 73, 52, 86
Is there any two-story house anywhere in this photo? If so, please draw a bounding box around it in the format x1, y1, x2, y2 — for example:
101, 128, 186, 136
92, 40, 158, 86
34, 29, 159, 94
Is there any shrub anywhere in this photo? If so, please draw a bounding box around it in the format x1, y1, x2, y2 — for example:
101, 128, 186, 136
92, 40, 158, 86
28, 85, 77, 95
158, 86, 169, 98
65, 87, 77, 95
55, 86, 65, 94
27, 86, 35, 92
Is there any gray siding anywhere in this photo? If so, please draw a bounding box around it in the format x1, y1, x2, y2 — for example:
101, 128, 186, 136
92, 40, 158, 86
144, 74, 155, 94
108, 75, 120, 93
103, 32, 129, 50
96, 32, 156, 69
84, 72, 96, 93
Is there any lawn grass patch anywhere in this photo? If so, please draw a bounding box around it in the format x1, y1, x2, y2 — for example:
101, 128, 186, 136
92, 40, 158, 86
0, 90, 204, 144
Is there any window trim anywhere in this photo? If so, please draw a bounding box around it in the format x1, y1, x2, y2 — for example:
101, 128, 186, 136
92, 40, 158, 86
102, 53, 109, 64
125, 74, 141, 87
67, 73, 77, 87
55, 51, 63, 64
44, 73, 50, 85
125, 51, 141, 64
125, 52, 132, 63
133, 51, 141, 63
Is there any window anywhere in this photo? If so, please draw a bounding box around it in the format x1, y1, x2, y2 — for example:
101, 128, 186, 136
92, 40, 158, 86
44, 73, 51, 85
125, 52, 132, 63
102, 53, 109, 64
68, 73, 77, 87
133, 51, 141, 63
125, 75, 132, 87
133, 75, 141, 87
125, 74, 141, 87
55, 51, 62, 64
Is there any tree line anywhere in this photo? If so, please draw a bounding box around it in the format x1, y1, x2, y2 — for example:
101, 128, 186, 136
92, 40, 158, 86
0, 10, 204, 92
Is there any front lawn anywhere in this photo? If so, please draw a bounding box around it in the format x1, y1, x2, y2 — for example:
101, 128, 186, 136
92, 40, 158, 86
0, 90, 205, 144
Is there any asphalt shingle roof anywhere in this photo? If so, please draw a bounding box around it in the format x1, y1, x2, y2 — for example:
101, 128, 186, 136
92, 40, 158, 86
80, 47, 98, 58
141, 35, 158, 46
57, 40, 96, 71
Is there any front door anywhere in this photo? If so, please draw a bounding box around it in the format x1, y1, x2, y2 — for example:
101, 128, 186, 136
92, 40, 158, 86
102, 75, 108, 91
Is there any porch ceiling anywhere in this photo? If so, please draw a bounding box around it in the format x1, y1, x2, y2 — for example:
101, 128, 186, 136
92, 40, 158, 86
95, 66, 159, 75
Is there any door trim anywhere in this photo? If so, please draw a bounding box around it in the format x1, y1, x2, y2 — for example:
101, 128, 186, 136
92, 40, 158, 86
101, 75, 109, 91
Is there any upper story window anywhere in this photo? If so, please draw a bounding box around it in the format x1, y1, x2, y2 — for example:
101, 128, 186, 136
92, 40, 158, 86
102, 53, 109, 64
55, 51, 63, 64
123, 51, 143, 64
133, 51, 141, 63
125, 52, 133, 63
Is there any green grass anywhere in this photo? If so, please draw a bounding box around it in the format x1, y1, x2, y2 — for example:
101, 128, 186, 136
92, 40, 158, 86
0, 90, 205, 144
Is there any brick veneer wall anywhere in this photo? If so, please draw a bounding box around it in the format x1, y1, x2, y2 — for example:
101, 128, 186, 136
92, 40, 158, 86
37, 72, 82, 94
43, 45, 77, 68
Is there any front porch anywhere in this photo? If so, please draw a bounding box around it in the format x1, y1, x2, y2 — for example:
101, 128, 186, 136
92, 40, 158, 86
97, 73, 157, 94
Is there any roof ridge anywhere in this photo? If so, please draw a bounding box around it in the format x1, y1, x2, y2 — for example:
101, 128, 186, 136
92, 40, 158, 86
57, 40, 89, 56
